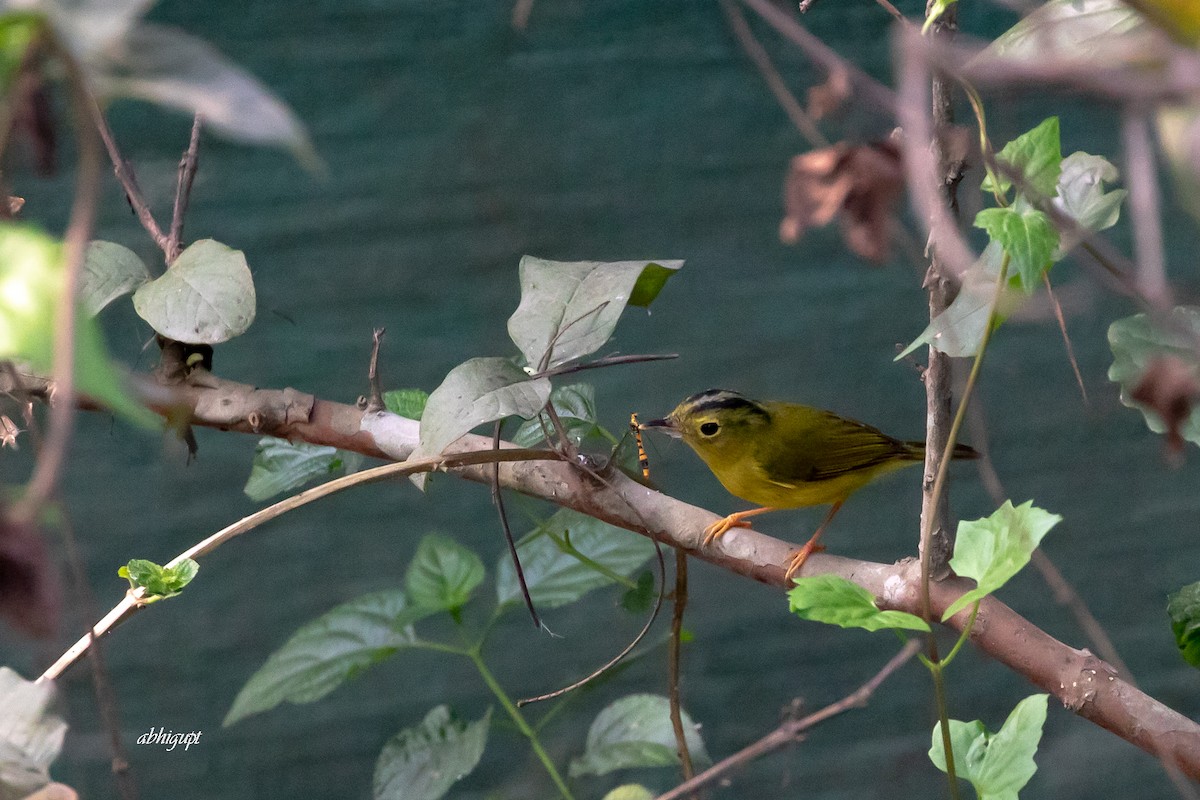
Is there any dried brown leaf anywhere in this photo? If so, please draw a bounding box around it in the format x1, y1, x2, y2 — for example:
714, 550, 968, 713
780, 140, 904, 263
807, 67, 850, 120
1131, 355, 1200, 457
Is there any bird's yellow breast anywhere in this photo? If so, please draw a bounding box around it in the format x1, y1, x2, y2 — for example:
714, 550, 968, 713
700, 448, 914, 508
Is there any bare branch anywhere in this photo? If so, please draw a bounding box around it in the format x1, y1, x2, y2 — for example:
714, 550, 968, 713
166, 114, 202, 263
89, 99, 170, 258
719, 0, 830, 149
656, 640, 921, 800
1122, 109, 1171, 307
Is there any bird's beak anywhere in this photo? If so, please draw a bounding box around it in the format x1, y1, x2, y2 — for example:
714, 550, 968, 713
640, 417, 682, 438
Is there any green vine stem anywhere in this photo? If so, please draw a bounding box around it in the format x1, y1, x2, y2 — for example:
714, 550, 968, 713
467, 647, 576, 800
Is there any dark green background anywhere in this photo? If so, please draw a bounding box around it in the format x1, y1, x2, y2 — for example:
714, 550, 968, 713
3, 1, 1199, 798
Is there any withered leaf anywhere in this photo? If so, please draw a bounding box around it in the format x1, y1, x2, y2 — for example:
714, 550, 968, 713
1131, 355, 1200, 457
780, 139, 904, 263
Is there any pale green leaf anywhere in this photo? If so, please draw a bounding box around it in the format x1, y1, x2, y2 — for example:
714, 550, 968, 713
373, 706, 490, 800
1107, 307, 1200, 446
88, 23, 314, 159
897, 242, 1006, 359
406, 535, 485, 613
412, 357, 550, 487
495, 509, 656, 608
930, 694, 1049, 800
224, 590, 432, 726
1053, 152, 1126, 241
80, 240, 150, 315
569, 694, 709, 778
0, 667, 67, 800
985, 0, 1152, 69
132, 238, 256, 344
507, 256, 682, 370
788, 575, 930, 632
943, 501, 1061, 620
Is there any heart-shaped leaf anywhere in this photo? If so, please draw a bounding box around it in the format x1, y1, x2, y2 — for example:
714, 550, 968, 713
80, 240, 150, 315
133, 238, 256, 344
507, 257, 682, 370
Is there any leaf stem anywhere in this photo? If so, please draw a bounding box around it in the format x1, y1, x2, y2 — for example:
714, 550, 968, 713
467, 648, 576, 800
547, 530, 639, 590
939, 601, 980, 669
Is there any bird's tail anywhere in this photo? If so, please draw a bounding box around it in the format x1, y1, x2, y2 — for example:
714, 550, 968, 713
902, 441, 980, 460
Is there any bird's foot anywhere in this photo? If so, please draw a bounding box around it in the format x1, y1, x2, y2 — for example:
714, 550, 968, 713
783, 540, 827, 580
702, 513, 755, 546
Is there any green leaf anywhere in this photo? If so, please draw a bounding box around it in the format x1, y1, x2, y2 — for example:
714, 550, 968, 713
929, 694, 1048, 800
981, 117, 1062, 200
80, 240, 150, 316
1052, 152, 1127, 247
1167, 582, 1200, 668
1107, 307, 1200, 446
788, 575, 930, 632
974, 206, 1059, 292
118, 558, 198, 602
896, 243, 1006, 359
496, 509, 656, 609
0, 15, 38, 92
0, 223, 156, 427
243, 437, 361, 501
943, 501, 1061, 620
224, 590, 432, 726
411, 357, 550, 488
373, 706, 490, 800
620, 570, 656, 614
0, 667, 67, 800
87, 22, 315, 161
569, 694, 709, 778
406, 535, 485, 614
986, 0, 1150, 68
1158, 106, 1200, 224
511, 383, 601, 448
132, 239, 256, 344
383, 388, 429, 421
507, 256, 683, 370
602, 787, 654, 800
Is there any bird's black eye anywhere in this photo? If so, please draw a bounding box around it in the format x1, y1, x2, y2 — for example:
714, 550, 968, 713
699, 421, 719, 436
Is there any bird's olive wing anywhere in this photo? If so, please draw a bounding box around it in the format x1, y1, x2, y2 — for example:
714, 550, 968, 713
759, 409, 912, 483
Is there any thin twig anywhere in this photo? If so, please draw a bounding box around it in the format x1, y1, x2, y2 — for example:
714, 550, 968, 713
1042, 274, 1089, 405
167, 113, 202, 263
365, 327, 386, 414
739, 0, 898, 115
493, 420, 543, 629
57, 514, 139, 800
535, 352, 678, 380
17, 36, 103, 517
517, 540, 666, 707
667, 548, 694, 783
874, 0, 907, 22
89, 98, 170, 258
719, 0, 829, 149
39, 448, 563, 682
656, 640, 921, 800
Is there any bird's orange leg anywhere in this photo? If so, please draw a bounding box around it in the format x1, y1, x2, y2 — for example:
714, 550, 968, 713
702, 507, 777, 546
784, 500, 844, 580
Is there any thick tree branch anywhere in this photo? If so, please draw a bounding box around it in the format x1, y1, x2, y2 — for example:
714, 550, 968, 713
16, 367, 1194, 776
